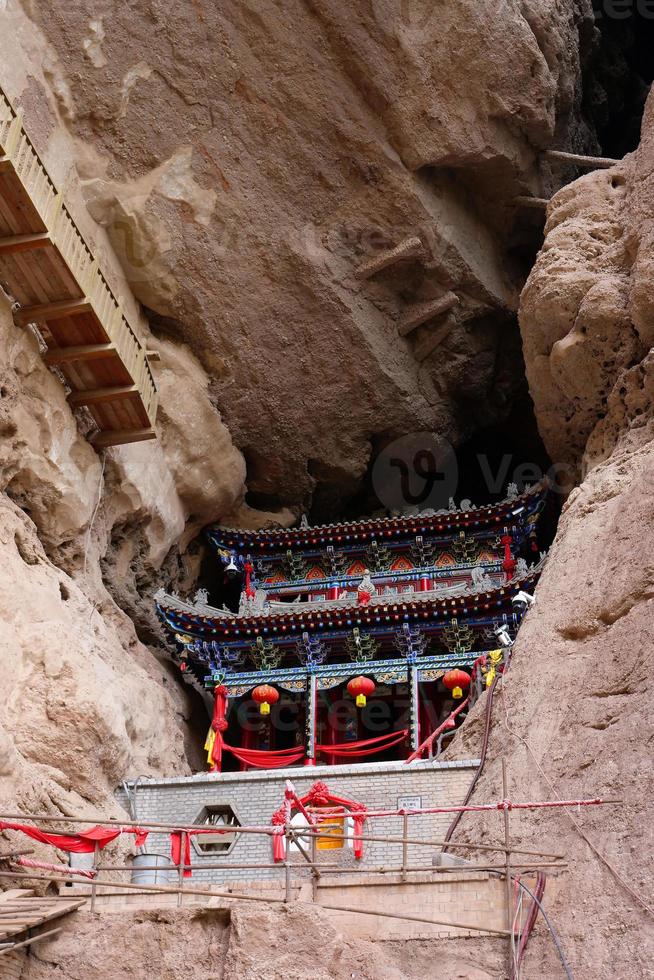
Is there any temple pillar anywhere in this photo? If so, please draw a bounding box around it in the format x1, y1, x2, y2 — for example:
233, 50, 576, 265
409, 666, 420, 753
240, 708, 257, 772
419, 576, 431, 592
304, 675, 317, 765
324, 688, 339, 766
418, 685, 432, 751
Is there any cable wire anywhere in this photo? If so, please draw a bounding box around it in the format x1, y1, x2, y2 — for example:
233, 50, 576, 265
514, 877, 573, 980
83, 450, 106, 580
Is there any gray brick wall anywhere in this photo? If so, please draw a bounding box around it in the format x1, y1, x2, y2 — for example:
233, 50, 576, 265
117, 758, 480, 885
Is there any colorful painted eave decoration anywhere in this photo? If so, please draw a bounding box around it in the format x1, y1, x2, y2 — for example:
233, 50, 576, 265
206, 482, 545, 553
157, 567, 541, 642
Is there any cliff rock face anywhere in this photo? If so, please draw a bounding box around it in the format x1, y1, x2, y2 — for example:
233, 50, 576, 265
520, 94, 654, 482
20, 904, 503, 980
444, 91, 654, 980
0, 281, 247, 813
0, 5, 652, 977
13, 0, 597, 508
0, 4, 250, 817
0, 0, 602, 820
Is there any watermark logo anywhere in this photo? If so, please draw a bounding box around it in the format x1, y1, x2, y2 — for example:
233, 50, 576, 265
371, 431, 575, 510
595, 0, 654, 18
372, 432, 459, 513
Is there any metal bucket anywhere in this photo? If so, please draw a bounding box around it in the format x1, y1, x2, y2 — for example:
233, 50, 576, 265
69, 851, 95, 871
130, 853, 175, 886
63, 850, 95, 891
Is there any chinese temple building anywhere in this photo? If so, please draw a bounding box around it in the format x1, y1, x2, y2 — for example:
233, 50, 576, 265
155, 482, 547, 774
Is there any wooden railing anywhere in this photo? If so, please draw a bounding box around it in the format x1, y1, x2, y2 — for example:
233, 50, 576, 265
0, 87, 158, 440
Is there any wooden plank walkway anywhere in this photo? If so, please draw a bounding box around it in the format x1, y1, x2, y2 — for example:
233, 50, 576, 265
0, 87, 158, 447
0, 889, 84, 956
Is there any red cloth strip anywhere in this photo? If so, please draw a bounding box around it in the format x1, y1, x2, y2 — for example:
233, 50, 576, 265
225, 745, 305, 769
0, 821, 148, 853
322, 732, 408, 758
224, 743, 304, 758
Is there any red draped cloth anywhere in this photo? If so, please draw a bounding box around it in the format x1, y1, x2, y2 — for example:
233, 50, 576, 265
315, 729, 408, 758
206, 728, 410, 770
223, 744, 305, 769
0, 821, 148, 853
170, 832, 192, 878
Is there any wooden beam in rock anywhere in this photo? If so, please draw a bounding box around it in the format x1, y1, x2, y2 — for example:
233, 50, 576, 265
513, 196, 549, 210
398, 292, 459, 337
354, 236, 424, 281
545, 150, 619, 170
414, 315, 457, 363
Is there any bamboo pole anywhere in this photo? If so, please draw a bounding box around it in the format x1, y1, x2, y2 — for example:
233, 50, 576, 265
0, 869, 510, 939
89, 842, 99, 912
0, 849, 34, 861
318, 902, 510, 938
287, 833, 318, 874
310, 832, 318, 903
401, 813, 409, 882
177, 832, 186, 908
314, 861, 566, 875
0, 928, 62, 958
284, 824, 292, 903
94, 862, 284, 872
292, 826, 564, 856
0, 869, 288, 906
502, 759, 515, 977
0, 812, 279, 834
0, 795, 618, 829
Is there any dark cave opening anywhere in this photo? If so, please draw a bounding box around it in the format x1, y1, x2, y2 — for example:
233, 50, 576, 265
585, 1, 654, 156
305, 310, 555, 530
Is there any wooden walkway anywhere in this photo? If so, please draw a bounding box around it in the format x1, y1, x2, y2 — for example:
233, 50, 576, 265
0, 889, 83, 959
0, 87, 158, 448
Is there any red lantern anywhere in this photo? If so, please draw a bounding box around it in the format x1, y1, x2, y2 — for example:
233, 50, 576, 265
252, 684, 279, 716
347, 675, 375, 708
442, 669, 471, 700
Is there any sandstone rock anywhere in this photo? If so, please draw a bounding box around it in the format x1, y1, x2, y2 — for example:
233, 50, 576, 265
0, 203, 245, 816
520, 91, 654, 481
20, 904, 504, 980
0, 295, 101, 552
443, 88, 654, 980
8, 0, 597, 509
446, 433, 654, 979
0, 494, 193, 815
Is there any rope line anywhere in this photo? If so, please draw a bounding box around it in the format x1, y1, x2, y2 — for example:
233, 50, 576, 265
500, 684, 653, 919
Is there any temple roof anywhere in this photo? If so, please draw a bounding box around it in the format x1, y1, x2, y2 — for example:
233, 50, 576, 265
155, 556, 545, 642
207, 482, 545, 553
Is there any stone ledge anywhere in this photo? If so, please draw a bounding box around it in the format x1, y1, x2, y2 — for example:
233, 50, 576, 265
122, 758, 482, 789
